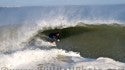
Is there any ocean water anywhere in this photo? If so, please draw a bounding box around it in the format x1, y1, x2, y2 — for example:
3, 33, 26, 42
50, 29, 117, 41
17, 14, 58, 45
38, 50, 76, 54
0, 5, 125, 69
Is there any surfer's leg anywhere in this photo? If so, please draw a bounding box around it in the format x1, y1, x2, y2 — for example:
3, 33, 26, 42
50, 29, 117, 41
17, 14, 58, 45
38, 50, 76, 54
47, 38, 55, 43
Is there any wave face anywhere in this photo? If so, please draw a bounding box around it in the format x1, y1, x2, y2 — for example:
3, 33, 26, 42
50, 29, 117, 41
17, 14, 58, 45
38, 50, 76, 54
0, 5, 125, 69
41, 24, 125, 62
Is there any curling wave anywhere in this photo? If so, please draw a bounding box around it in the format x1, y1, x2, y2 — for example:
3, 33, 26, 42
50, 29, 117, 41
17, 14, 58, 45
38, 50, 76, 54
0, 5, 125, 69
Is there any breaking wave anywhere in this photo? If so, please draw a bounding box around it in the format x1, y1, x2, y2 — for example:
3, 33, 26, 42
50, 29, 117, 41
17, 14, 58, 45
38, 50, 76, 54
0, 5, 125, 69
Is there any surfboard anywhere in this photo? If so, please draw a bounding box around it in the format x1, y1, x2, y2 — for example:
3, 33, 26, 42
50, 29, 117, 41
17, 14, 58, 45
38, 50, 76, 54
49, 42, 57, 46
35, 35, 57, 47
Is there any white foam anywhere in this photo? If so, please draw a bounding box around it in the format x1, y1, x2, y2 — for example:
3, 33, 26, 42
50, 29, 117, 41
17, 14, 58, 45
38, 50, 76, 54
0, 48, 125, 70
73, 57, 125, 70
33, 38, 57, 47
0, 49, 80, 69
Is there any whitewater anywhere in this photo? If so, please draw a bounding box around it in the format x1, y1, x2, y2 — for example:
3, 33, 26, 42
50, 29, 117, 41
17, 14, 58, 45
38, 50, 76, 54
0, 5, 125, 69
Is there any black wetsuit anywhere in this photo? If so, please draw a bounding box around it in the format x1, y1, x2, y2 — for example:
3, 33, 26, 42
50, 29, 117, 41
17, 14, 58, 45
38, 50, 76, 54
48, 33, 60, 42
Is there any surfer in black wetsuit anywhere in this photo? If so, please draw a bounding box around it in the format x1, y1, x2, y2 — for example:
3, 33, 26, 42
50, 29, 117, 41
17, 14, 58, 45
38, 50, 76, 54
48, 32, 60, 43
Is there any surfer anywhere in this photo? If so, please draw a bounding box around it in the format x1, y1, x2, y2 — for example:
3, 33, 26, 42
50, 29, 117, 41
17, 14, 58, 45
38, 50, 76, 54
48, 32, 60, 43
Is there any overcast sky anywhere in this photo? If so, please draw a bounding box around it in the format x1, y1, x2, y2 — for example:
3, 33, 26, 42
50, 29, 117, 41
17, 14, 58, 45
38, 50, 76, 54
0, 0, 125, 7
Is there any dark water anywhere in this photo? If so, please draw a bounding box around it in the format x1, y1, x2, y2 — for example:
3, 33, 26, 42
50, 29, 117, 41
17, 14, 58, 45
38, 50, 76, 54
37, 24, 125, 62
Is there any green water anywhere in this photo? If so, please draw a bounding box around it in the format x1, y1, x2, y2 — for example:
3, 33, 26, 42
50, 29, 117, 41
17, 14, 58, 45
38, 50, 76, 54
39, 24, 125, 62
